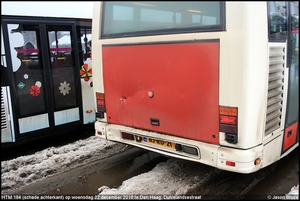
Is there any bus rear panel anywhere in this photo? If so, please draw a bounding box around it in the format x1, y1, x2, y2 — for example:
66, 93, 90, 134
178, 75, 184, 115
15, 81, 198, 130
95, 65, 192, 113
102, 41, 219, 144
92, 1, 299, 174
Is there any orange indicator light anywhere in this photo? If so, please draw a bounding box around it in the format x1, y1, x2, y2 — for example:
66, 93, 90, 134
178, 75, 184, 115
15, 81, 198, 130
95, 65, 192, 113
254, 158, 262, 165
220, 106, 238, 116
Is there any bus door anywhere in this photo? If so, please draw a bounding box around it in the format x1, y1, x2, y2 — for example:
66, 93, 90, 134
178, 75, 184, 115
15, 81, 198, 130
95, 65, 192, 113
46, 24, 82, 127
2, 18, 83, 142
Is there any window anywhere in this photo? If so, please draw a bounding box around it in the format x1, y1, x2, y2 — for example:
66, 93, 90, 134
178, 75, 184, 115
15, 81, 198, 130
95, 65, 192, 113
8, 23, 46, 117
268, 1, 287, 42
102, 1, 225, 38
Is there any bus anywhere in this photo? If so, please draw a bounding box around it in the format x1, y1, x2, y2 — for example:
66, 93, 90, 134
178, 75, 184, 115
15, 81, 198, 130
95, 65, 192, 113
92, 1, 299, 174
1, 2, 95, 143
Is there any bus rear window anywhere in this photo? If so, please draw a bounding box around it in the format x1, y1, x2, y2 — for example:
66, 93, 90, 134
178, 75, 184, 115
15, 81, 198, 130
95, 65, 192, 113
101, 1, 225, 38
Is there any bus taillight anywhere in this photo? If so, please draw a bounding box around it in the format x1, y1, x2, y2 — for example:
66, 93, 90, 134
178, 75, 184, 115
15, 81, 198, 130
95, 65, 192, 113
96, 92, 106, 111
219, 106, 238, 144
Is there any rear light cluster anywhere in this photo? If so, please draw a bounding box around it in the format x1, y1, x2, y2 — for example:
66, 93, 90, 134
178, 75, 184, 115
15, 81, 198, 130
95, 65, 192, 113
219, 106, 238, 144
96, 92, 106, 118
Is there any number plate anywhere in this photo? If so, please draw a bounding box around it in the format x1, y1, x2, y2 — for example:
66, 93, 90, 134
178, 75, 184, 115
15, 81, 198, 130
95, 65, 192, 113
145, 137, 175, 149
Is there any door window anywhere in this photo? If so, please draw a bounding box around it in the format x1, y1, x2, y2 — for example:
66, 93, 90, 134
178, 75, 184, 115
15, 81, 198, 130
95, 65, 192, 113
48, 28, 77, 110
8, 24, 47, 117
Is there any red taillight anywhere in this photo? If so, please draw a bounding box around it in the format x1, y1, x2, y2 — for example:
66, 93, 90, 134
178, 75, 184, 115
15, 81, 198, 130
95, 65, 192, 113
219, 106, 238, 133
96, 92, 105, 105
220, 115, 237, 125
97, 99, 105, 106
219, 106, 238, 144
96, 92, 106, 112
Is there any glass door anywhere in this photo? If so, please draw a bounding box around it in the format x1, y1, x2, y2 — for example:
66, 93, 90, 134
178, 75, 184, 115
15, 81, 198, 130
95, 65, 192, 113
5, 21, 82, 134
47, 25, 81, 126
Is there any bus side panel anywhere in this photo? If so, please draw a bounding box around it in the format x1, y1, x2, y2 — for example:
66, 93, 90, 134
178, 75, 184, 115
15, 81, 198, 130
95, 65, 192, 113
102, 41, 219, 144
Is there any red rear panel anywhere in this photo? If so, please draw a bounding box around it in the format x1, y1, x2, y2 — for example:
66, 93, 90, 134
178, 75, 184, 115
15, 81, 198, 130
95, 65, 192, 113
102, 41, 219, 144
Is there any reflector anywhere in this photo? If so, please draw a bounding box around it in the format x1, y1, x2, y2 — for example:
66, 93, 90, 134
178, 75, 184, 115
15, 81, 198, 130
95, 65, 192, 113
226, 161, 235, 167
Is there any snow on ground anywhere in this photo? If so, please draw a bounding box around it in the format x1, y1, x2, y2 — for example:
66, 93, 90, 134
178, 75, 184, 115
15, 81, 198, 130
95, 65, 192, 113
1, 135, 299, 197
1, 136, 125, 193
286, 185, 299, 195
98, 161, 299, 196
98, 157, 214, 195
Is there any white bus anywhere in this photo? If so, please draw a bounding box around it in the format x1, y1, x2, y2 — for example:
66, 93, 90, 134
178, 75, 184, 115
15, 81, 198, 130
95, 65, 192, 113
92, 1, 298, 173
1, 2, 95, 143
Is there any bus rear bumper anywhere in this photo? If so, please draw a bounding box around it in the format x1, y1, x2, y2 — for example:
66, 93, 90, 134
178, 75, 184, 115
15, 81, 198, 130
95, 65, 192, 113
217, 146, 263, 174
95, 121, 264, 174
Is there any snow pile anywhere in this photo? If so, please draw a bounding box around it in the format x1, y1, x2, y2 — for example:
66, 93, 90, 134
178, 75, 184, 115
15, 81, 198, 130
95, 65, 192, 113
98, 158, 214, 195
1, 136, 125, 193
286, 185, 299, 195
